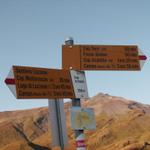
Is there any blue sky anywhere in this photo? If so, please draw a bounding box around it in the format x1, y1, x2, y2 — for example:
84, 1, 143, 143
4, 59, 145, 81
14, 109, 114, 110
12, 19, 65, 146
0, 0, 149, 111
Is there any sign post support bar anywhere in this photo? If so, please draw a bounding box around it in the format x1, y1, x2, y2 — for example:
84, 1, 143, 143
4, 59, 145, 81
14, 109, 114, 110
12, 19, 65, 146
65, 37, 86, 150
48, 99, 68, 150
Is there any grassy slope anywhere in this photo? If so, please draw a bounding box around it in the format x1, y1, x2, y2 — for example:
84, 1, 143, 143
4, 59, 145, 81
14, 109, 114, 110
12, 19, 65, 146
0, 93, 150, 150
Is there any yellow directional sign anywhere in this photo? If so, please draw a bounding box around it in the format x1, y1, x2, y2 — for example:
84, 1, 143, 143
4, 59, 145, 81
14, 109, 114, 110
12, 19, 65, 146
5, 66, 89, 99
62, 45, 146, 71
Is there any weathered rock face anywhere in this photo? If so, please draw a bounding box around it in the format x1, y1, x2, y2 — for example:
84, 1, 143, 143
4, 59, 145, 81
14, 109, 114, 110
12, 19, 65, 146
0, 93, 150, 150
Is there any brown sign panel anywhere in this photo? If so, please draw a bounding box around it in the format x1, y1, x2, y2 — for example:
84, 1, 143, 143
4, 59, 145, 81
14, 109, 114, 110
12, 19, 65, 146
13, 66, 75, 99
62, 45, 141, 70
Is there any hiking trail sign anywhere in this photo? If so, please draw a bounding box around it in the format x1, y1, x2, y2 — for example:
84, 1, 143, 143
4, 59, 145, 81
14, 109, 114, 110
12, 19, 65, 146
62, 45, 147, 70
4, 39, 147, 150
5, 66, 89, 99
70, 107, 96, 130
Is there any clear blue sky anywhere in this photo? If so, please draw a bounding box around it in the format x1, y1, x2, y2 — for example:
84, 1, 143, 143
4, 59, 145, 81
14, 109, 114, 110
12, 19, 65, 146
0, 0, 149, 111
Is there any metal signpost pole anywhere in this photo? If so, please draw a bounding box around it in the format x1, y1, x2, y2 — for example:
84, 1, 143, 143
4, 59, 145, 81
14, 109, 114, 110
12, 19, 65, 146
65, 37, 86, 150
48, 99, 66, 150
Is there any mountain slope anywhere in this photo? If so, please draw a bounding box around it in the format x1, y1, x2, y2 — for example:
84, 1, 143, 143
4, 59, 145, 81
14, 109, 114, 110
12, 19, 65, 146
0, 93, 150, 150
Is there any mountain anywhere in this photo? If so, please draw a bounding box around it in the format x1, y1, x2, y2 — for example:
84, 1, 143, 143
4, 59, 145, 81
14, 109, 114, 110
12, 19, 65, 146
0, 93, 150, 150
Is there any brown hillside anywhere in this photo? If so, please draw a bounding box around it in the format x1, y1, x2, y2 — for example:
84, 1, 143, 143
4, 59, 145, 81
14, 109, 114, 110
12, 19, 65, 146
0, 93, 150, 150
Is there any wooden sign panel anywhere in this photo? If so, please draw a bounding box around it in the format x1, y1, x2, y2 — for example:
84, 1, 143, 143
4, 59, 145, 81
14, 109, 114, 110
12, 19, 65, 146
62, 45, 141, 70
5, 66, 89, 99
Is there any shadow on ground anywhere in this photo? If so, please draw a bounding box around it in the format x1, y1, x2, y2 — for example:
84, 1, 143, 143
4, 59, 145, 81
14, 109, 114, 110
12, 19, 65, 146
28, 142, 51, 150
13, 124, 51, 150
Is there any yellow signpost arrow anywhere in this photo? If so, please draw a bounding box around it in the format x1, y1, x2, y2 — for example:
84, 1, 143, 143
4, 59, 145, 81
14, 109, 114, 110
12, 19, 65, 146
62, 45, 147, 71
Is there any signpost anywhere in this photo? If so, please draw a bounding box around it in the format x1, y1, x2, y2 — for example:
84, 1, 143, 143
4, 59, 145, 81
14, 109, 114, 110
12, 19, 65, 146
64, 38, 87, 150
5, 65, 88, 99
70, 70, 88, 99
70, 107, 96, 130
62, 40, 147, 150
62, 45, 147, 70
48, 100, 68, 148
5, 65, 89, 150
4, 37, 147, 150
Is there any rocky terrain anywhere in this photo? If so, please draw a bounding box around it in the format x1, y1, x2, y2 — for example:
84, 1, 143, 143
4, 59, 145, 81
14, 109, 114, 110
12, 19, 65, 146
0, 93, 150, 150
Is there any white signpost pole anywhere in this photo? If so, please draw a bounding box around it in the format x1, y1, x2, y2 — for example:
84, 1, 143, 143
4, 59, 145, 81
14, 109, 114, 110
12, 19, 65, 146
65, 37, 86, 150
48, 99, 68, 150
